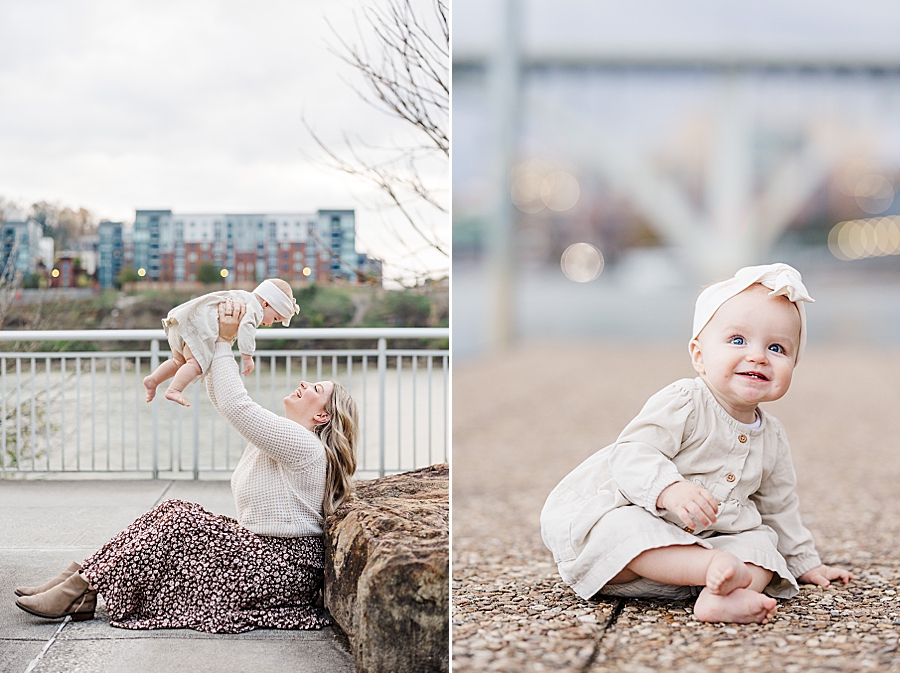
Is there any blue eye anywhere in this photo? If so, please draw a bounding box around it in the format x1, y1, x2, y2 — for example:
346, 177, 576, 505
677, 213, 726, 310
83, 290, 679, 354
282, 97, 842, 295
729, 336, 745, 346
768, 344, 784, 354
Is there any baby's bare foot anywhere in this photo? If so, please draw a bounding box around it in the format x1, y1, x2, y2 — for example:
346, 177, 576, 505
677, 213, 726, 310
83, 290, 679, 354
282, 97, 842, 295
164, 389, 190, 407
706, 551, 752, 595
143, 376, 157, 403
694, 587, 777, 624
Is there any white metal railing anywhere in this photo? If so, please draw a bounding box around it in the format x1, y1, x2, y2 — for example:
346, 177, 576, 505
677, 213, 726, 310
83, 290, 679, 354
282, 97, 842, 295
0, 328, 449, 480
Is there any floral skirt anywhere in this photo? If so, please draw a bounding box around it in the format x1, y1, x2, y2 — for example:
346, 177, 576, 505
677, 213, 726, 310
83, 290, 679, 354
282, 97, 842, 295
81, 499, 332, 633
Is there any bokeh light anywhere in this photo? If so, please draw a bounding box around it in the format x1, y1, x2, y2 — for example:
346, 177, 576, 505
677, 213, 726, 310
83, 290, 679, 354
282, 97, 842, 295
541, 171, 580, 211
137, 268, 146, 277
511, 173, 546, 213
511, 158, 580, 213
854, 174, 894, 215
220, 269, 229, 278
302, 267, 312, 276
837, 158, 876, 196
560, 242, 604, 282
51, 269, 59, 278
828, 216, 900, 260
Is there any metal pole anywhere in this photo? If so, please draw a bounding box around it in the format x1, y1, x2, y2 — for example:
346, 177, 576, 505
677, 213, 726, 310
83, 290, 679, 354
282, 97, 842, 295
377, 337, 386, 477
192, 385, 200, 480
486, 0, 522, 351
151, 339, 159, 479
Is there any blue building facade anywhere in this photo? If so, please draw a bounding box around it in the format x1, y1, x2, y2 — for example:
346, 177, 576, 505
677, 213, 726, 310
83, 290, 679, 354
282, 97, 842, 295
1, 216, 42, 281
98, 221, 124, 289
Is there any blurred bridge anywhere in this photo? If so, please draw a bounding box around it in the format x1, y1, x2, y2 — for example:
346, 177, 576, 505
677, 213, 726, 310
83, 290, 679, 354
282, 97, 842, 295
452, 0, 900, 350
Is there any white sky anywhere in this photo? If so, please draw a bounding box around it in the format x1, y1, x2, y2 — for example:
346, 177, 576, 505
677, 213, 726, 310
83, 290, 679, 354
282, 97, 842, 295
452, 0, 900, 60
0, 0, 448, 282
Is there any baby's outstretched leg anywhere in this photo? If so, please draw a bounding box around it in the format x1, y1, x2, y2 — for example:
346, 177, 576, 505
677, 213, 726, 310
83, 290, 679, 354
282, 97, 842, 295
693, 587, 777, 624
165, 345, 201, 407
144, 355, 183, 403
705, 551, 753, 596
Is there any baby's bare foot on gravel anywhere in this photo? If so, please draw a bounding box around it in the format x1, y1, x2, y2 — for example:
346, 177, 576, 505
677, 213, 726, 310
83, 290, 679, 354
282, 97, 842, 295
143, 376, 157, 403
706, 551, 752, 595
694, 587, 777, 624
164, 390, 190, 407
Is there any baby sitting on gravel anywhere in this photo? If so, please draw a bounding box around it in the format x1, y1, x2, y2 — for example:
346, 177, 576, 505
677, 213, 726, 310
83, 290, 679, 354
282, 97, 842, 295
541, 263, 853, 624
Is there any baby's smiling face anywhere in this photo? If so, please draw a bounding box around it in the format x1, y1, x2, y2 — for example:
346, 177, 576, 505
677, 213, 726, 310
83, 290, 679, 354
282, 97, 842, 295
260, 303, 285, 327
689, 284, 801, 424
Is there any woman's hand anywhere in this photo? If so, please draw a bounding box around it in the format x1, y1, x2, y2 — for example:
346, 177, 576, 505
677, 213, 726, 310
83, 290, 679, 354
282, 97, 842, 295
799, 565, 855, 587
656, 481, 720, 532
217, 299, 246, 343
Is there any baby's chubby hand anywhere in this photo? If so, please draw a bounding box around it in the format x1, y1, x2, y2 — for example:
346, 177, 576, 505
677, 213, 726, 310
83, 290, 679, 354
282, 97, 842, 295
799, 565, 855, 587
656, 481, 721, 531
241, 354, 255, 376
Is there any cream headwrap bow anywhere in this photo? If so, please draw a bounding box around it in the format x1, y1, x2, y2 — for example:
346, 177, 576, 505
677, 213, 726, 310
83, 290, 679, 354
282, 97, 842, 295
253, 280, 300, 327
692, 263, 814, 363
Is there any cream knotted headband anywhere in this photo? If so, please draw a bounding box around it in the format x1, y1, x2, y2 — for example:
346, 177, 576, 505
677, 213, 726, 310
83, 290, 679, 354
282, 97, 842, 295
691, 263, 814, 363
253, 280, 300, 327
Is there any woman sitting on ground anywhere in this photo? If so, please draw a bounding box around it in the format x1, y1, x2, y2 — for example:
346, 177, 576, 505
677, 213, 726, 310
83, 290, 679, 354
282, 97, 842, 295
15, 297, 358, 633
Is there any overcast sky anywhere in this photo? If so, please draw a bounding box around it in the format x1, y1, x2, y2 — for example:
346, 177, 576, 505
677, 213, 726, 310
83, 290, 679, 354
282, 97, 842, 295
452, 0, 900, 60
0, 0, 448, 282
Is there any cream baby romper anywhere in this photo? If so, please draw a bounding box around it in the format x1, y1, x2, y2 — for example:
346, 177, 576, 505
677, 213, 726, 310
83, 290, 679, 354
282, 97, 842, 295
162, 290, 264, 375
541, 377, 823, 601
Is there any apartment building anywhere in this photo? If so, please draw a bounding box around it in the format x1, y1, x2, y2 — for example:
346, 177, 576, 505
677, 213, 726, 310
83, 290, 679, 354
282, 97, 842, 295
98, 209, 381, 288
0, 212, 42, 280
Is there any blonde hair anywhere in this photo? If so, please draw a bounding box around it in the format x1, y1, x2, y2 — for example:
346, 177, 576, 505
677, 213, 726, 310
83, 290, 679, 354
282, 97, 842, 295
314, 382, 358, 517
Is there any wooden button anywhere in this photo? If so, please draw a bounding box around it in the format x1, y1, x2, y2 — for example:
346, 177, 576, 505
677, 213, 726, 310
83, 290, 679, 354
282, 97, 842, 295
726, 473, 736, 482
738, 434, 748, 443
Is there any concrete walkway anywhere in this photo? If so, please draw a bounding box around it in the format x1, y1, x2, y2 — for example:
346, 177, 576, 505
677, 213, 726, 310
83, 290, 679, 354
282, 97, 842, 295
453, 343, 900, 672
0, 479, 355, 673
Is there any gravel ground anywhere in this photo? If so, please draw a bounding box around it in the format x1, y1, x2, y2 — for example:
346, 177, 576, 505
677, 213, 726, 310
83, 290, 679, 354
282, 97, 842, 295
452, 343, 900, 672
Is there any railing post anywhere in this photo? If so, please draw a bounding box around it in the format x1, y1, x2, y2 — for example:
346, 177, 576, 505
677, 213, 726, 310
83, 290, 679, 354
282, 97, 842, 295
378, 337, 386, 478
150, 339, 160, 479
0, 328, 447, 479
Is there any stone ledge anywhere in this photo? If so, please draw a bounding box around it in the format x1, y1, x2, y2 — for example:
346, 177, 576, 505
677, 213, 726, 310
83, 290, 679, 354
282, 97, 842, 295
324, 464, 449, 673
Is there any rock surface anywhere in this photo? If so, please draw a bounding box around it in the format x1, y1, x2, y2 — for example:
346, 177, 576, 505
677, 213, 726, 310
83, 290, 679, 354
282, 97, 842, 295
325, 463, 449, 673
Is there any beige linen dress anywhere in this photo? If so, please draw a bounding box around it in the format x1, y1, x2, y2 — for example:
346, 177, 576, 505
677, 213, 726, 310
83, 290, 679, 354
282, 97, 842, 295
540, 377, 822, 601
162, 290, 264, 375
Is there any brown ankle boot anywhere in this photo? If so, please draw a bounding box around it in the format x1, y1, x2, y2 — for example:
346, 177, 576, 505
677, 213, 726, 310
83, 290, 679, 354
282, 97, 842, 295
15, 561, 82, 597
16, 572, 96, 621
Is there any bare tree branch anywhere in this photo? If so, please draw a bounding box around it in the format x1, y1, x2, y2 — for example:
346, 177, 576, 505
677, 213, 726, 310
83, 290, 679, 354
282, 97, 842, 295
307, 0, 449, 286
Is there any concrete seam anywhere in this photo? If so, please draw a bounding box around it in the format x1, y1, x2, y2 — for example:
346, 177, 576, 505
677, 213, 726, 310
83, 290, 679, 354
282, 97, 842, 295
23, 616, 69, 673
152, 480, 175, 507
580, 599, 625, 673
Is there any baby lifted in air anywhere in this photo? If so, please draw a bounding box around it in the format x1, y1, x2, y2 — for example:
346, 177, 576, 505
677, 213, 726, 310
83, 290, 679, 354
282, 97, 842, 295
143, 278, 299, 407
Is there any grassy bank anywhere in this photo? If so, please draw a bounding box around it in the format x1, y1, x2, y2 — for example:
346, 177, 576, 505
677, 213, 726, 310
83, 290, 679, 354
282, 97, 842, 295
2, 284, 448, 352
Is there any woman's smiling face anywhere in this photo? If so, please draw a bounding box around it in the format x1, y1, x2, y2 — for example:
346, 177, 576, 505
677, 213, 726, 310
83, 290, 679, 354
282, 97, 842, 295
283, 380, 334, 426
689, 284, 801, 423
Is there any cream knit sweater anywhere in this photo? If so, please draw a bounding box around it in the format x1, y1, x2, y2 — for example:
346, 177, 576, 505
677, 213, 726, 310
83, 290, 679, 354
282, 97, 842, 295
206, 342, 327, 537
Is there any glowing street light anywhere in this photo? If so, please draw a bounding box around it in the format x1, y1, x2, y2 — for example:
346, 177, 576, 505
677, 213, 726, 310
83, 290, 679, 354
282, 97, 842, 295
220, 269, 229, 278
137, 268, 146, 277
302, 267, 312, 277
561, 242, 604, 282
